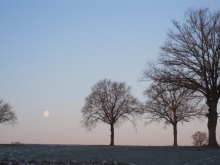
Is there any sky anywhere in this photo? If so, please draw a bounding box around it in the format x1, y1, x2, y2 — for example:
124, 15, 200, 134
0, 0, 220, 146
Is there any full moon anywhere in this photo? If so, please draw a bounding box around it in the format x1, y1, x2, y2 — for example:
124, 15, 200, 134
44, 111, 50, 117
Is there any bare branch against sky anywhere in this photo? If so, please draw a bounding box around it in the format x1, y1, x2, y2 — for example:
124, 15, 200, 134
81, 79, 142, 146
143, 83, 206, 146
0, 100, 17, 125
142, 7, 220, 147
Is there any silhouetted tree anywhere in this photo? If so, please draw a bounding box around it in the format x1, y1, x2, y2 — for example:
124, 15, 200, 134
11, 141, 23, 145
81, 79, 141, 146
142, 8, 220, 147
0, 100, 17, 124
143, 83, 206, 146
192, 131, 208, 146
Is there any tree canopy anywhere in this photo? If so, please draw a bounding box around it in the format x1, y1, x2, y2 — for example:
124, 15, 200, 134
142, 7, 220, 147
0, 100, 17, 125
81, 79, 141, 146
144, 83, 206, 146
192, 131, 208, 146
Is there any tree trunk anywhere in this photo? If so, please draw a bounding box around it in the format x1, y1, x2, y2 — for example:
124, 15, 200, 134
110, 124, 114, 146
206, 101, 219, 147
173, 123, 178, 146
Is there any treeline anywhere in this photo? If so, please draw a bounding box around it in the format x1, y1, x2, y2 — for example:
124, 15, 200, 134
1, 7, 219, 147
81, 8, 220, 147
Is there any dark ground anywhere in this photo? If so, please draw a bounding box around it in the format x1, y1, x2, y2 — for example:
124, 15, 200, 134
0, 144, 220, 165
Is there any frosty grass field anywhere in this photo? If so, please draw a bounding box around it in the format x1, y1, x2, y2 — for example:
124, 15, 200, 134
0, 144, 220, 165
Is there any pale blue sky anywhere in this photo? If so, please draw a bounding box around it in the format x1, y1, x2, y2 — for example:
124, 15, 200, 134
0, 0, 220, 145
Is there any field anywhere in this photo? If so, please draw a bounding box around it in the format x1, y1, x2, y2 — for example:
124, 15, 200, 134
0, 144, 220, 165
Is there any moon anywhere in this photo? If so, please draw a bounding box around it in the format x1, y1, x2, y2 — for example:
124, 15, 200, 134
44, 111, 50, 117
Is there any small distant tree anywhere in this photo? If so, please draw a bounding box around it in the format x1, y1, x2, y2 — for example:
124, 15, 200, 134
81, 79, 141, 146
11, 141, 22, 145
192, 131, 208, 146
0, 100, 17, 124
143, 83, 206, 146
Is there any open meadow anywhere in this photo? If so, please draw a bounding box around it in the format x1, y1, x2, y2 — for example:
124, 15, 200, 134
0, 144, 220, 165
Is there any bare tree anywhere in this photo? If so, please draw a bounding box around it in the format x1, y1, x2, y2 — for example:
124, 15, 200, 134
0, 100, 17, 124
81, 79, 141, 146
142, 8, 220, 147
192, 131, 208, 146
144, 83, 206, 146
